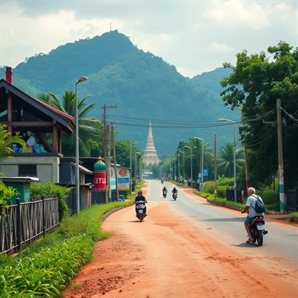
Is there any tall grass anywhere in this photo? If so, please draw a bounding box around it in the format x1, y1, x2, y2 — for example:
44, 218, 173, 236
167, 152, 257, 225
0, 200, 134, 297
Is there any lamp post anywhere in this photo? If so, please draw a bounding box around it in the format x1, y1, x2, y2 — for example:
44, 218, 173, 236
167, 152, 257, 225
75, 76, 88, 215
179, 150, 185, 180
218, 118, 237, 202
206, 131, 217, 197
176, 153, 180, 182
135, 152, 141, 186
184, 145, 195, 188
194, 137, 204, 190
129, 141, 137, 193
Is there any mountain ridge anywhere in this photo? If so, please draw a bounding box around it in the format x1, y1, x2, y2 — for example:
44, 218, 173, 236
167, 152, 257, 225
0, 30, 236, 156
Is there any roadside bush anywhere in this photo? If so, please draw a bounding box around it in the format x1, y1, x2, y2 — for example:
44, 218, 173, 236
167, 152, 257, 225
217, 186, 226, 199
217, 176, 234, 187
30, 181, 70, 221
0, 180, 19, 210
258, 186, 278, 205
203, 181, 214, 194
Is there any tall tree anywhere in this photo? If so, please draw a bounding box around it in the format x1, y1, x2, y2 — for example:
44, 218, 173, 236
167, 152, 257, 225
217, 143, 244, 178
37, 91, 102, 157
220, 41, 298, 187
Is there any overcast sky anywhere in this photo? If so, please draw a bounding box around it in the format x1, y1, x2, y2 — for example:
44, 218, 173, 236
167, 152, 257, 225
1, 0, 297, 78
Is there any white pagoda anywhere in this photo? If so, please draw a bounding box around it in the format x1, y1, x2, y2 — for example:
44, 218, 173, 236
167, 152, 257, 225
143, 121, 160, 165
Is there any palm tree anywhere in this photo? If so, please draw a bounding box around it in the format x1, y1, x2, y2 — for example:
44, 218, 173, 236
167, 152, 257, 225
37, 91, 102, 157
0, 124, 26, 162
217, 143, 244, 177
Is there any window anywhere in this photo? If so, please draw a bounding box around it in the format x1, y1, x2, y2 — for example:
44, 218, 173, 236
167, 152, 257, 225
19, 165, 37, 176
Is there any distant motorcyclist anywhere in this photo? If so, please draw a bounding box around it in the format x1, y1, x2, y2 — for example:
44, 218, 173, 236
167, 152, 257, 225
162, 186, 168, 197
134, 191, 148, 217
172, 187, 178, 199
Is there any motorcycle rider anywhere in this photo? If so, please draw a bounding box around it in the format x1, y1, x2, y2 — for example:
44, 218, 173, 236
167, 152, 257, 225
172, 187, 178, 198
241, 187, 264, 243
162, 186, 168, 197
135, 190, 148, 217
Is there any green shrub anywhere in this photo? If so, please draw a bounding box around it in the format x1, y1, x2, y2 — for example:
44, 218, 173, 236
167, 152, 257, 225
0, 180, 19, 210
203, 181, 214, 194
258, 187, 278, 205
217, 186, 226, 199
30, 181, 70, 221
217, 176, 234, 187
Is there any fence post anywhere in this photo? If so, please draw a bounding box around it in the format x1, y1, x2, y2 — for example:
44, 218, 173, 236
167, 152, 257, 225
42, 196, 46, 237
16, 198, 21, 252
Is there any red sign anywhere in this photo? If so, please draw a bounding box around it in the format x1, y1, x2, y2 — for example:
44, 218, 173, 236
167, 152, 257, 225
119, 169, 127, 176
94, 172, 106, 190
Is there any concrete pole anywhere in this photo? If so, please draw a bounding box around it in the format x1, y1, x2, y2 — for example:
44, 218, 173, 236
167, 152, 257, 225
277, 98, 285, 213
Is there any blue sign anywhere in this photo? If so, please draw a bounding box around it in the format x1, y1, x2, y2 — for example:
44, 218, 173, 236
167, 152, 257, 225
118, 178, 129, 183
203, 168, 208, 177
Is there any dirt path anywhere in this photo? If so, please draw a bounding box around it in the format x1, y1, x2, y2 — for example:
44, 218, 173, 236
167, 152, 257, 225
61, 185, 298, 298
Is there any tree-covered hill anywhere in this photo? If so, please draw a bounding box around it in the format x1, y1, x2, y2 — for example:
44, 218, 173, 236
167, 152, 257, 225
0, 30, 237, 156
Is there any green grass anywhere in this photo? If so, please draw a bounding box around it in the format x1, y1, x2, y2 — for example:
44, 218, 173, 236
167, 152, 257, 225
0, 199, 135, 297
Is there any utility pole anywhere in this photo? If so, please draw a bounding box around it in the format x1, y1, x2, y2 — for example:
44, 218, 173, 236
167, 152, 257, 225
228, 105, 249, 191
277, 99, 285, 213
111, 125, 119, 201
102, 104, 117, 203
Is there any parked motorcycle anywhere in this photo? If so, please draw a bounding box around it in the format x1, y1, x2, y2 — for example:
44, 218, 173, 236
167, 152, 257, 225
172, 192, 177, 201
249, 216, 268, 246
136, 200, 146, 222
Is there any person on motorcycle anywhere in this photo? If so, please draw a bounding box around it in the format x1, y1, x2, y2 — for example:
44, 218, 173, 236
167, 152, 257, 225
172, 187, 178, 198
162, 186, 168, 196
172, 187, 178, 194
241, 187, 264, 243
135, 191, 148, 217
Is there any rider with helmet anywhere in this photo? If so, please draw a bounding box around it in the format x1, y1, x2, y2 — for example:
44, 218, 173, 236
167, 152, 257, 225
162, 186, 168, 197
134, 191, 148, 217
172, 187, 178, 199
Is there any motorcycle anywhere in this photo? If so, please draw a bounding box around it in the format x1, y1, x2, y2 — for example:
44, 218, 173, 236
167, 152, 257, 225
136, 200, 146, 222
172, 192, 177, 201
162, 191, 167, 198
249, 216, 268, 246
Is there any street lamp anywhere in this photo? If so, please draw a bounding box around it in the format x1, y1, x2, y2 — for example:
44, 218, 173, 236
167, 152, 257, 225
75, 76, 88, 215
218, 118, 237, 202
184, 145, 196, 188
194, 137, 204, 190
176, 153, 180, 182
206, 131, 217, 197
129, 141, 137, 193
179, 150, 185, 180
135, 152, 141, 186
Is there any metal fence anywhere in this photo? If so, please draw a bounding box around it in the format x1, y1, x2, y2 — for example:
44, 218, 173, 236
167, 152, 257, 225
287, 188, 298, 212
66, 189, 106, 215
0, 197, 59, 255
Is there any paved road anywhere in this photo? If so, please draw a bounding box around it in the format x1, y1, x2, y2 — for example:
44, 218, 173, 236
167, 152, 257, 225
150, 179, 298, 270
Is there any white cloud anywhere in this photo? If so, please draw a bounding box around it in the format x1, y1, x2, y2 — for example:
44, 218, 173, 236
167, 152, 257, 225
1, 0, 298, 77
201, 0, 271, 30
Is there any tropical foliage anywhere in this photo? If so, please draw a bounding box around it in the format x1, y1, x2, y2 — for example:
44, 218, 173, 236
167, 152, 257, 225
0, 124, 26, 161
217, 143, 244, 177
37, 91, 102, 157
220, 41, 298, 188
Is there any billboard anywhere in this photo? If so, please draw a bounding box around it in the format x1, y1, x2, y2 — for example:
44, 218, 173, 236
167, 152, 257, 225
110, 167, 130, 191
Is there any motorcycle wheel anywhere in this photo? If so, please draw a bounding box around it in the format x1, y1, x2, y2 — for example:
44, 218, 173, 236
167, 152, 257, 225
257, 231, 263, 246
139, 214, 144, 222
